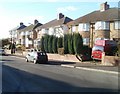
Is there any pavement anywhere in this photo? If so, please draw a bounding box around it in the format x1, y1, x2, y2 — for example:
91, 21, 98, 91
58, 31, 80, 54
5, 52, 119, 74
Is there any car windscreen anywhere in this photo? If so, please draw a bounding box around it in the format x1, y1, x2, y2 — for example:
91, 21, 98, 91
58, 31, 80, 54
92, 45, 104, 51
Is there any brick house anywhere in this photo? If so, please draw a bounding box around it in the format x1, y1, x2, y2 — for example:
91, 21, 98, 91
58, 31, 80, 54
17, 20, 42, 49
35, 13, 73, 49
67, 2, 120, 48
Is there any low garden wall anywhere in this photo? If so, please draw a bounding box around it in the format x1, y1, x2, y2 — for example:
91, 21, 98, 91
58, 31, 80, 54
47, 54, 80, 63
102, 53, 120, 66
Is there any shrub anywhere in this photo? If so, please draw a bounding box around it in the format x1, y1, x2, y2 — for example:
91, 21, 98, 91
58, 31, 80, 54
82, 46, 91, 55
57, 37, 63, 49
63, 34, 69, 54
44, 34, 49, 53
68, 34, 74, 54
48, 35, 53, 53
52, 36, 58, 53
73, 33, 83, 55
40, 36, 44, 51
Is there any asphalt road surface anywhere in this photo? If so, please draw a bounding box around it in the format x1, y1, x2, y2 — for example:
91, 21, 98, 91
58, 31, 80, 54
1, 55, 119, 93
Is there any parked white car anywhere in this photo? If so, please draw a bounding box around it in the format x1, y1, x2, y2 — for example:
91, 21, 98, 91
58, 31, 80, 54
25, 49, 48, 64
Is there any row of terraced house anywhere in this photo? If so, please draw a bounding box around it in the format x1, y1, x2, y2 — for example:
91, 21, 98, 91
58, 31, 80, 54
9, 2, 120, 50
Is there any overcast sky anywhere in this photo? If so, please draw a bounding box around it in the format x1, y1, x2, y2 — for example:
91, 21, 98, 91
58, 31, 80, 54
0, 0, 119, 39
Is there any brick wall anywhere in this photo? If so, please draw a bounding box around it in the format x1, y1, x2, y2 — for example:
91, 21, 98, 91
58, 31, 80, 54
102, 55, 120, 66
95, 30, 110, 39
79, 31, 90, 38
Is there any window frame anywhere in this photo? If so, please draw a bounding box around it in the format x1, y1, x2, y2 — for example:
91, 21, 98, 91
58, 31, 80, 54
78, 23, 90, 32
95, 21, 110, 30
72, 26, 76, 32
114, 21, 120, 30
83, 38, 90, 45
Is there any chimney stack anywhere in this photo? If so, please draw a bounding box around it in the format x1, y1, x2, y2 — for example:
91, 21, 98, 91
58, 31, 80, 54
34, 19, 39, 24
20, 22, 23, 26
100, 2, 110, 12
57, 13, 64, 20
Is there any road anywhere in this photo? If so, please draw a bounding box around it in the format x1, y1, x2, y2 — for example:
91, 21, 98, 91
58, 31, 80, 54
1, 55, 119, 93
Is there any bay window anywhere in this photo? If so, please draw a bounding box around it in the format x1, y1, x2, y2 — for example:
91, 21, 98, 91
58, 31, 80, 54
95, 21, 110, 30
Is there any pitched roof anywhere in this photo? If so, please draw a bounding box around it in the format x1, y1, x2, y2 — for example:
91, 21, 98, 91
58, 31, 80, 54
10, 24, 26, 31
67, 8, 120, 25
38, 17, 73, 29
17, 25, 26, 30
9, 26, 19, 31
19, 23, 42, 32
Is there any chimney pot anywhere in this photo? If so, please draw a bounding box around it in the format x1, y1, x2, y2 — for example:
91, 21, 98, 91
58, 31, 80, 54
34, 19, 39, 24
20, 22, 23, 26
57, 13, 64, 20
100, 2, 110, 12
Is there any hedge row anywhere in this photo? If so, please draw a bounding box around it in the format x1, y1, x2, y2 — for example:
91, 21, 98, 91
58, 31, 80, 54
39, 33, 84, 55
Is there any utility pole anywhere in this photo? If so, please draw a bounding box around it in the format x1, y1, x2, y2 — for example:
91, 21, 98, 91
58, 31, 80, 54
9, 30, 12, 43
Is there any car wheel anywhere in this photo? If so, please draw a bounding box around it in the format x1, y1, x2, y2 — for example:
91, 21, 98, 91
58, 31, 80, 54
26, 58, 29, 62
33, 59, 37, 64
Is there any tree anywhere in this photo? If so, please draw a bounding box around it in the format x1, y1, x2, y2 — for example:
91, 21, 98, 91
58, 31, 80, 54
44, 34, 49, 53
63, 34, 69, 54
48, 35, 53, 53
68, 34, 74, 54
0, 38, 11, 48
52, 36, 58, 53
40, 36, 44, 51
57, 37, 63, 49
73, 33, 83, 55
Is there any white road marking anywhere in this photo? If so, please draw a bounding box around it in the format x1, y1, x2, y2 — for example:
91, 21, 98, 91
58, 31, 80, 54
61, 65, 75, 68
61, 64, 119, 75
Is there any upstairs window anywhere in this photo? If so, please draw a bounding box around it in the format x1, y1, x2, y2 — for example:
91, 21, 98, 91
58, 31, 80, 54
78, 23, 90, 31
45, 29, 49, 34
26, 31, 30, 35
114, 21, 120, 30
72, 26, 76, 32
41, 29, 46, 34
49, 28, 54, 35
95, 21, 110, 30
20, 31, 25, 36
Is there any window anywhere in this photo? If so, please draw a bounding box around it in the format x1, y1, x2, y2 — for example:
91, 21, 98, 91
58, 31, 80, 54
72, 26, 76, 32
41, 29, 45, 34
114, 21, 120, 30
95, 21, 110, 30
49, 28, 54, 35
45, 29, 49, 34
26, 31, 30, 35
78, 23, 90, 31
20, 31, 25, 36
83, 38, 89, 45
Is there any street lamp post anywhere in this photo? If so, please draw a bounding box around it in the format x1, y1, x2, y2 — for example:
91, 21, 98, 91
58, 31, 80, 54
9, 30, 13, 43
